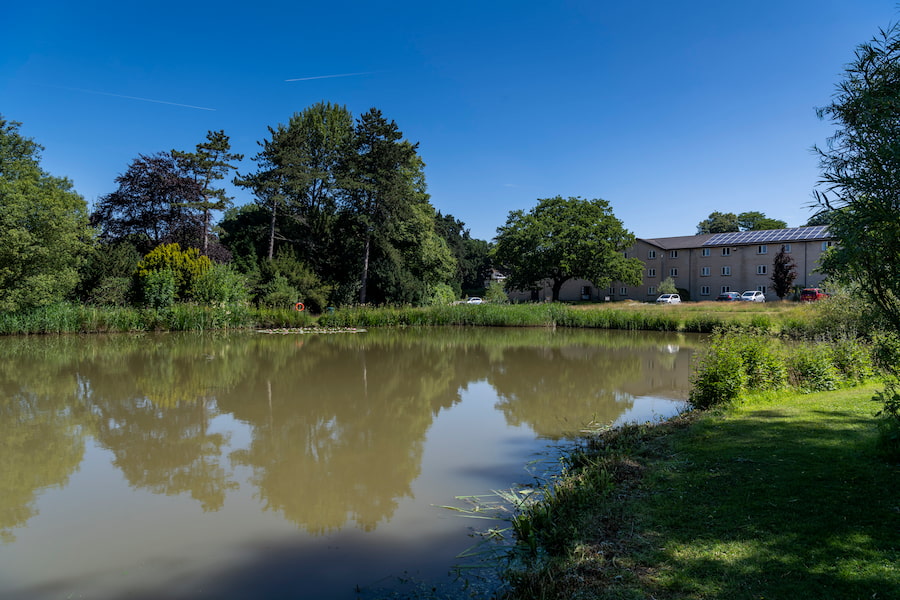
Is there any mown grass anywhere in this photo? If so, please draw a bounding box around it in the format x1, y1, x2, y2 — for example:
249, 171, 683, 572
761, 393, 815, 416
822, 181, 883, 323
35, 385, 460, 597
501, 384, 900, 600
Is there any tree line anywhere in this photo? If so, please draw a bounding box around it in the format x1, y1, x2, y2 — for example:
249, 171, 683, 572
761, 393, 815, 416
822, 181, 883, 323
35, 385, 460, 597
0, 103, 494, 313
4, 18, 892, 318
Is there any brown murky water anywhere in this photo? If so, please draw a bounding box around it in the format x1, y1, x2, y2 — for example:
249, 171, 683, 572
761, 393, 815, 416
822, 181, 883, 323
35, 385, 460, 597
0, 327, 697, 599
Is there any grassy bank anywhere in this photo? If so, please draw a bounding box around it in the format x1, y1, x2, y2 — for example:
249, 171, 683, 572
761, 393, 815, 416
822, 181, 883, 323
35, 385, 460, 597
500, 384, 900, 599
0, 299, 867, 337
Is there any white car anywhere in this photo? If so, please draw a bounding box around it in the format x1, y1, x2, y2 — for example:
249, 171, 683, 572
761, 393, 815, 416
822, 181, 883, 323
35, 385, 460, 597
740, 290, 766, 302
466, 297, 484, 304
655, 293, 681, 304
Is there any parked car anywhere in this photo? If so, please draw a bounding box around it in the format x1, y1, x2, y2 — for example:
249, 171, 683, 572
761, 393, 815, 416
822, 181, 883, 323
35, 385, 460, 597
655, 293, 681, 304
740, 290, 766, 302
800, 288, 829, 302
466, 297, 484, 304
715, 291, 741, 301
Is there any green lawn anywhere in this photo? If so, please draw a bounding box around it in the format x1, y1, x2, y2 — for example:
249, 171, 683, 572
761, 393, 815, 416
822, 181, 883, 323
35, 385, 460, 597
504, 385, 900, 599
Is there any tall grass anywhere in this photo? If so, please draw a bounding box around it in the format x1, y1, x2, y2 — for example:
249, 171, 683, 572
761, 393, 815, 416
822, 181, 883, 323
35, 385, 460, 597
0, 298, 868, 337
689, 330, 877, 409
0, 302, 255, 334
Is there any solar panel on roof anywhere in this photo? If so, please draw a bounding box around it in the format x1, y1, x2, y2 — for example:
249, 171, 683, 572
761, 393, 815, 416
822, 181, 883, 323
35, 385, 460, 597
703, 227, 830, 246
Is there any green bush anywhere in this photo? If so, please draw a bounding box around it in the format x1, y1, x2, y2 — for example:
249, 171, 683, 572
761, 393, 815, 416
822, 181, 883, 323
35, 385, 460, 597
830, 337, 874, 382
141, 269, 176, 308
874, 379, 900, 462
484, 280, 509, 303
689, 333, 747, 409
192, 263, 249, 305
257, 275, 301, 309
738, 335, 787, 390
255, 250, 329, 312
425, 283, 457, 306
136, 243, 212, 301
788, 344, 840, 391
86, 276, 134, 306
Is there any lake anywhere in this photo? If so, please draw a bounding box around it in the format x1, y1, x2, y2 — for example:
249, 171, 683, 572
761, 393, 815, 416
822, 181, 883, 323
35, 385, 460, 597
0, 327, 698, 599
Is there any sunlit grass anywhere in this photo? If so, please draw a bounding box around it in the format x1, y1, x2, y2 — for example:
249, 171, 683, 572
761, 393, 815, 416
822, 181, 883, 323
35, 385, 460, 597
501, 384, 900, 599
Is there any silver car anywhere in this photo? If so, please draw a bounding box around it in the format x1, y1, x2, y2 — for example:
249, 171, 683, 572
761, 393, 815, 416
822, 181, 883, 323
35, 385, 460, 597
655, 293, 681, 304
740, 290, 766, 302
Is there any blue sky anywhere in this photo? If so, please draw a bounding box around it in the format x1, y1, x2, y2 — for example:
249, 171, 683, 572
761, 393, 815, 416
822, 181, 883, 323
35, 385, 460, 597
2, 1, 896, 242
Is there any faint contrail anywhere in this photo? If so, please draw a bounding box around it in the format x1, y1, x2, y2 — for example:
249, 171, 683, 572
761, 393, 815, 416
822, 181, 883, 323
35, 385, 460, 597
285, 72, 373, 82
51, 86, 216, 111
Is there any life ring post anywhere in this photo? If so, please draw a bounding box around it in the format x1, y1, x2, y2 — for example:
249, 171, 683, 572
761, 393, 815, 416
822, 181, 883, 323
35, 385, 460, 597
294, 302, 305, 312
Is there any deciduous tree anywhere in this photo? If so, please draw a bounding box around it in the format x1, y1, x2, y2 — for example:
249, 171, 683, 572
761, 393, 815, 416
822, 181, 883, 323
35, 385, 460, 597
696, 211, 786, 234
814, 23, 900, 329
493, 196, 642, 301
0, 116, 94, 312
93, 153, 201, 254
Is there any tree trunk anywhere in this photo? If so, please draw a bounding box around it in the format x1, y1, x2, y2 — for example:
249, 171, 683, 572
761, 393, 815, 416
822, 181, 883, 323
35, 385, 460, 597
551, 279, 564, 302
359, 231, 371, 304
202, 205, 210, 256
268, 196, 277, 260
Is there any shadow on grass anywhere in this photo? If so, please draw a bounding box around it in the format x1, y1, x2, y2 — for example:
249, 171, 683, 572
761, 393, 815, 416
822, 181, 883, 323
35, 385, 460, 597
642, 402, 900, 599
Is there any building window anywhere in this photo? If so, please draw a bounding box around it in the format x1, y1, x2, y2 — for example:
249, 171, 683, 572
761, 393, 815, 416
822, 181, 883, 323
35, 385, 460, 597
620, 287, 627, 295
722, 266, 731, 276
721, 286, 731, 293
647, 268, 656, 277
822, 241, 833, 251
701, 286, 710, 296
669, 268, 678, 277
609, 286, 615, 295
722, 247, 731, 256
783, 244, 791, 253
580, 286, 592, 299
648, 250, 656, 259
669, 250, 678, 258
702, 248, 710, 257
757, 285, 767, 293
758, 245, 768, 254
700, 266, 710, 276
648, 287, 656, 295
757, 265, 767, 275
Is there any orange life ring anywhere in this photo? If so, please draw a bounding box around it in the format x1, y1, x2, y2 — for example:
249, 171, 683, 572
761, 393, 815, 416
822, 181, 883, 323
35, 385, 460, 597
294, 302, 305, 312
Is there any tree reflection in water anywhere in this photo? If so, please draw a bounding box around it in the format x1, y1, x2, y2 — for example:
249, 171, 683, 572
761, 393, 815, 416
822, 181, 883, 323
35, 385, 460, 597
0, 328, 696, 540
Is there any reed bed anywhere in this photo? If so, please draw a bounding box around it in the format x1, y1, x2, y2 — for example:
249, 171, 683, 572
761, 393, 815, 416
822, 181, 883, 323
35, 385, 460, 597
0, 298, 864, 339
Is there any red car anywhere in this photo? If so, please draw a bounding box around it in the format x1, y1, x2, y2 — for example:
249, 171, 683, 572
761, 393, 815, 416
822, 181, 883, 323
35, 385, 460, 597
800, 288, 829, 301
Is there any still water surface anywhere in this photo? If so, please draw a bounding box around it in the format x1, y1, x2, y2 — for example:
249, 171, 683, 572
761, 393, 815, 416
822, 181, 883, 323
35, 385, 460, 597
0, 328, 698, 599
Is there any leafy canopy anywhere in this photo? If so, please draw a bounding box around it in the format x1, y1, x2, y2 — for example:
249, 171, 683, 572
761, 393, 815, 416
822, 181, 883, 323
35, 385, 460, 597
814, 22, 900, 329
696, 210, 787, 234
0, 116, 94, 312
492, 196, 642, 301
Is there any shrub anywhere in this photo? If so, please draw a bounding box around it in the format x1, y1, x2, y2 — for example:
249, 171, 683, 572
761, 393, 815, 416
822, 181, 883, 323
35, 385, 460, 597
141, 269, 176, 308
136, 243, 212, 301
788, 344, 840, 391
425, 283, 457, 306
484, 280, 509, 303
86, 276, 134, 306
658, 277, 677, 294
256, 249, 329, 312
830, 338, 874, 382
871, 331, 900, 375
257, 275, 300, 309
689, 333, 747, 409
738, 336, 787, 390
192, 263, 249, 305
874, 379, 900, 462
